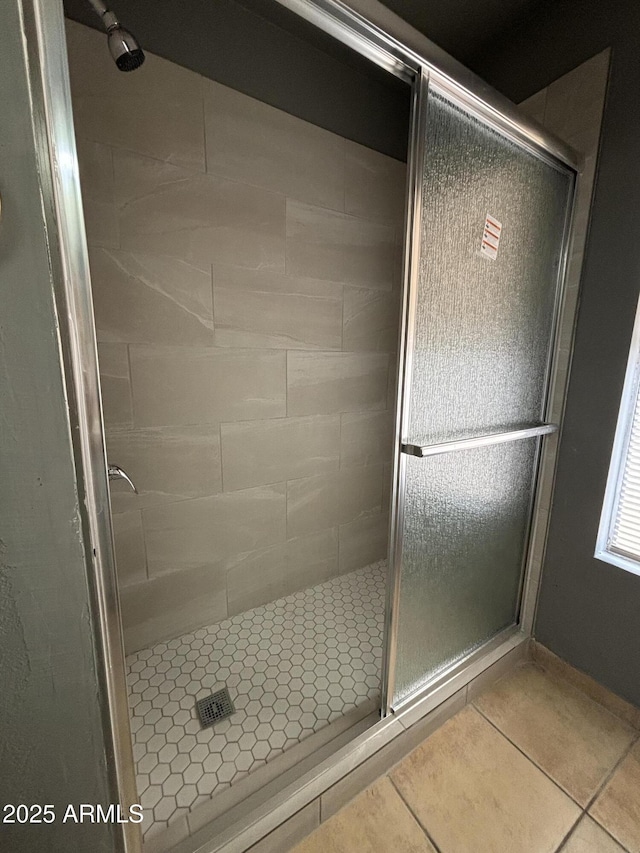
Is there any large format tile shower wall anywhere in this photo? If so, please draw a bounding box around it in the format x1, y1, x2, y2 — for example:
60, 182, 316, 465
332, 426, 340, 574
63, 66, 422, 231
66, 21, 405, 653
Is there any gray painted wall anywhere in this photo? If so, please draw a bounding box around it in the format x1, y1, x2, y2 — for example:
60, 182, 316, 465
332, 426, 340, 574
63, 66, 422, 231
0, 2, 117, 849
62, 0, 410, 161
475, 0, 640, 705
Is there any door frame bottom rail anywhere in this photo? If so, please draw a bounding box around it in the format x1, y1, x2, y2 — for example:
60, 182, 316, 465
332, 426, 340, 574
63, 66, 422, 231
173, 628, 528, 853
388, 624, 521, 718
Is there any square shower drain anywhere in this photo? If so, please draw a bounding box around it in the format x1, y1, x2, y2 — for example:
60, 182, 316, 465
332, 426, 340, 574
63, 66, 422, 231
196, 688, 235, 728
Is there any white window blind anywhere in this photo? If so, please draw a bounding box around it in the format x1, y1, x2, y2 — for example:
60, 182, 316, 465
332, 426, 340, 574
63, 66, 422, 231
597, 297, 640, 577
609, 386, 640, 560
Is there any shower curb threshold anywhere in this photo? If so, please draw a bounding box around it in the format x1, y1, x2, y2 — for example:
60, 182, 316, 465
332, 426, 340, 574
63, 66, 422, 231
167, 631, 530, 853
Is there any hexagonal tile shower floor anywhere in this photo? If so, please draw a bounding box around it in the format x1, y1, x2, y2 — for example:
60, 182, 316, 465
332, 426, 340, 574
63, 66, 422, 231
126, 560, 387, 839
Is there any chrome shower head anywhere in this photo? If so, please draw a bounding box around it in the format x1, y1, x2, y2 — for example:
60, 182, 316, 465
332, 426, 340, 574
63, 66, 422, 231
87, 0, 145, 72
107, 24, 145, 72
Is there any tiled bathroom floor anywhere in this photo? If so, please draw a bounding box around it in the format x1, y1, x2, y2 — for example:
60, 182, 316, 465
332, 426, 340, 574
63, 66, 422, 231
126, 560, 386, 838
292, 660, 640, 853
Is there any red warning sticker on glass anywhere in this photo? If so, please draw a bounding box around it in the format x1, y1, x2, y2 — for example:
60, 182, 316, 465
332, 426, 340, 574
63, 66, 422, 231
480, 214, 502, 260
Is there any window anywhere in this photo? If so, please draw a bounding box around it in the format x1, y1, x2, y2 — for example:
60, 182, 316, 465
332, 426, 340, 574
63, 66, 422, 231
596, 297, 640, 576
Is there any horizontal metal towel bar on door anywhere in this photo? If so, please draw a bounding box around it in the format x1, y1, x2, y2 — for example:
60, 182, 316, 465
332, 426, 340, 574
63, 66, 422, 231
401, 423, 558, 458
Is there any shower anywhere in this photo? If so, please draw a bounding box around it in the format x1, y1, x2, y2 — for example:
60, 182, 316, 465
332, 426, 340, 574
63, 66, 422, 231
53, 0, 580, 847
86, 0, 145, 71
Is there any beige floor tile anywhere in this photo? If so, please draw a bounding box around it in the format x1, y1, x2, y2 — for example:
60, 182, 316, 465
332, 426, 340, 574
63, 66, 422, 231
475, 664, 636, 805
291, 777, 435, 853
561, 816, 626, 853
391, 705, 580, 853
532, 643, 640, 731
590, 740, 640, 853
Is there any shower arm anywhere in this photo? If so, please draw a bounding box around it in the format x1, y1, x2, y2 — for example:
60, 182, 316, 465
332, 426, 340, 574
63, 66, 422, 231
87, 0, 119, 31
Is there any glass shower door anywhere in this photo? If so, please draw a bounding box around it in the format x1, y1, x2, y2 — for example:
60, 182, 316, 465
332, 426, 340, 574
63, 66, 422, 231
387, 79, 575, 709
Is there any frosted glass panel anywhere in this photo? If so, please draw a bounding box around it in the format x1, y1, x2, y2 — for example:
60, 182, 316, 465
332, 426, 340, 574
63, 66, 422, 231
409, 92, 572, 445
394, 440, 538, 705
391, 87, 574, 707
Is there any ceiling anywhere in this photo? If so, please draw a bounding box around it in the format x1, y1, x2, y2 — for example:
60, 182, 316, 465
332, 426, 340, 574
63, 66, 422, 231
380, 0, 547, 66
235, 0, 550, 70
233, 0, 549, 71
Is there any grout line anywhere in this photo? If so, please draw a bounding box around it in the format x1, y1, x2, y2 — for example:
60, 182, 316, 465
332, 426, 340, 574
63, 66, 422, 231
138, 506, 150, 582
583, 730, 640, 813
285, 350, 290, 417
287, 188, 392, 223
285, 472, 290, 541
553, 812, 586, 853
126, 560, 387, 836
475, 690, 636, 849
463, 694, 637, 852
471, 704, 584, 808
340, 284, 346, 353
387, 776, 444, 853
109, 134, 290, 207
589, 816, 635, 853
223, 560, 230, 620
335, 522, 342, 574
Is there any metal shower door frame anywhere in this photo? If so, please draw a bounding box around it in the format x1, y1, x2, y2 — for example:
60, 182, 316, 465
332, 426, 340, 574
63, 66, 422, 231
25, 0, 579, 847
19, 1, 140, 851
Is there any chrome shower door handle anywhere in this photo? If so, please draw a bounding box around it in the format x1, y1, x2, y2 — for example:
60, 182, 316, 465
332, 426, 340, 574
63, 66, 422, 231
108, 463, 138, 493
